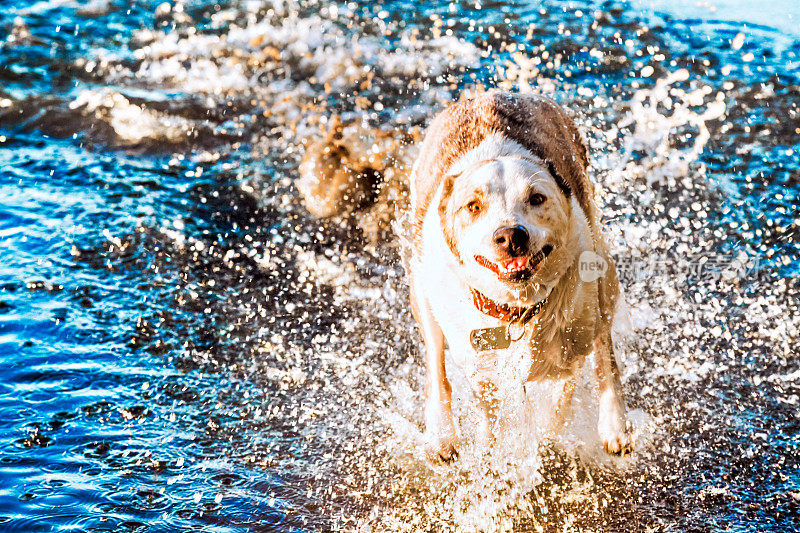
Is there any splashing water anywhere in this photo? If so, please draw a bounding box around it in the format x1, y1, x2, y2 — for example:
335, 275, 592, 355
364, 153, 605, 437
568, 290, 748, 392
0, 0, 798, 531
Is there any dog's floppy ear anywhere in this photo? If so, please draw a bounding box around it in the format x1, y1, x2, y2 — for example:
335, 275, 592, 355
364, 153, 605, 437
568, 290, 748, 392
437, 172, 462, 262
545, 158, 572, 201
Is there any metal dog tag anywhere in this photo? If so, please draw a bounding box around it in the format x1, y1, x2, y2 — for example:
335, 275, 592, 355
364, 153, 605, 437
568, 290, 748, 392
469, 326, 511, 351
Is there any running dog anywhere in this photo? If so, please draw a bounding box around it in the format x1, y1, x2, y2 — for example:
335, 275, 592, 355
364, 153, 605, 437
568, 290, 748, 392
406, 91, 632, 460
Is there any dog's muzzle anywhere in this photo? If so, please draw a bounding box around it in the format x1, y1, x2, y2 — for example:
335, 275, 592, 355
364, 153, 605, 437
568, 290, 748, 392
475, 244, 553, 283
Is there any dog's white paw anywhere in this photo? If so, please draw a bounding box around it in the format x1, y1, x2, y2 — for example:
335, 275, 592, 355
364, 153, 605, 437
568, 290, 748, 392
598, 388, 634, 455
424, 430, 459, 462
600, 428, 633, 455
424, 399, 459, 462
598, 414, 633, 455
423, 413, 458, 462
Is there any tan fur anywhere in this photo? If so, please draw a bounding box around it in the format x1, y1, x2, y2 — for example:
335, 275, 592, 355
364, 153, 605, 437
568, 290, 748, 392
299, 116, 380, 218
298, 117, 419, 239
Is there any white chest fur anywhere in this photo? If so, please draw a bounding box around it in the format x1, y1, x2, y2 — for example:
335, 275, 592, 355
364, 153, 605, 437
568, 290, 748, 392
412, 192, 597, 388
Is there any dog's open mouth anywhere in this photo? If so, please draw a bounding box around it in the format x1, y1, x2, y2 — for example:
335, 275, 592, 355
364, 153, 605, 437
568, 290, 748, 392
475, 245, 552, 283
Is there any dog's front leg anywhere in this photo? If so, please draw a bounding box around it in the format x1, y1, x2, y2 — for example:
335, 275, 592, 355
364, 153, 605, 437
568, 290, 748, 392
594, 331, 633, 454
410, 279, 457, 461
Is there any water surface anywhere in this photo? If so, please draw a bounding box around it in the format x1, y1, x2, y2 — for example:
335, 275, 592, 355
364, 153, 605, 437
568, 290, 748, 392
0, 0, 798, 531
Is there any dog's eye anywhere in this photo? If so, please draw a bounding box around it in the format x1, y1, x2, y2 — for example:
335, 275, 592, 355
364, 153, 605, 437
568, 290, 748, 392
529, 193, 547, 206
466, 200, 482, 214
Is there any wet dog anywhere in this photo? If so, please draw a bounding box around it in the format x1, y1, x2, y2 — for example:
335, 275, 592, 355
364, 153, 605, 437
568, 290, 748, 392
407, 91, 632, 459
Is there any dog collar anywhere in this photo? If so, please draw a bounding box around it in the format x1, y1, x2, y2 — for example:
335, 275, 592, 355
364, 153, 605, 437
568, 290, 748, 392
470, 287, 548, 324
468, 289, 548, 351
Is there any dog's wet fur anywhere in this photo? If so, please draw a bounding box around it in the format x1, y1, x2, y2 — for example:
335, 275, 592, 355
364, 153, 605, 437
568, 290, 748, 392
407, 92, 633, 460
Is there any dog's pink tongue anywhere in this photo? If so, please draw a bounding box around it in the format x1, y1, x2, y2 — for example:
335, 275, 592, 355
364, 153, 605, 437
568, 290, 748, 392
502, 257, 528, 271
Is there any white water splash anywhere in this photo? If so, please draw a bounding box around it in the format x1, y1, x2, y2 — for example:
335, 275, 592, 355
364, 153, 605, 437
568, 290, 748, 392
613, 69, 727, 184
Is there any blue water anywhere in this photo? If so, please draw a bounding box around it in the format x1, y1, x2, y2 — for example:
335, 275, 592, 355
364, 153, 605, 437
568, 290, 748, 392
1, 0, 798, 531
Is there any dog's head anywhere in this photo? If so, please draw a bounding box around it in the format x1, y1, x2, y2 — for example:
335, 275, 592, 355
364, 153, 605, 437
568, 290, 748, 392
437, 146, 588, 305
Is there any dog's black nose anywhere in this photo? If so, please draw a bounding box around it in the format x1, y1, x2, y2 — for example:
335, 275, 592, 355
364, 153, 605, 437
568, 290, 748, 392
493, 225, 529, 256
